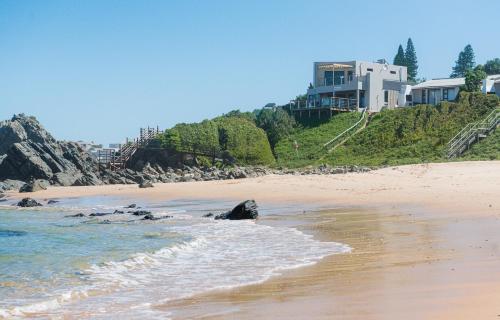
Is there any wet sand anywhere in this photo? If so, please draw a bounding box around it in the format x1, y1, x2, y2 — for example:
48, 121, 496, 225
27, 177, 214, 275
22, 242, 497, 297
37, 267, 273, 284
8, 161, 500, 319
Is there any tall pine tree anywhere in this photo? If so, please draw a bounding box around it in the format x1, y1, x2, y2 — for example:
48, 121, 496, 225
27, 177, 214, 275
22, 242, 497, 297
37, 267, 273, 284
393, 44, 406, 66
451, 44, 476, 78
404, 38, 418, 81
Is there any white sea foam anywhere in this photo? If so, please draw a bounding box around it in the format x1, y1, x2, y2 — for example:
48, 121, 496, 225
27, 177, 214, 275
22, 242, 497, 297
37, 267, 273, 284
0, 219, 349, 319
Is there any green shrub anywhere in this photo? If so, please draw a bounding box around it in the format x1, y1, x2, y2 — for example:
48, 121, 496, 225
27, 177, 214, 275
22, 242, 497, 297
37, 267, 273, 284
160, 116, 275, 166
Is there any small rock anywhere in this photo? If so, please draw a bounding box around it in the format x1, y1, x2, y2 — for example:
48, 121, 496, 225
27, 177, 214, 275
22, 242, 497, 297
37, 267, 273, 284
113, 210, 125, 214
65, 213, 85, 218
47, 199, 59, 204
126, 204, 137, 208
138, 181, 154, 188
19, 180, 49, 193
202, 213, 214, 218
130, 210, 152, 216
89, 212, 111, 217
17, 198, 42, 207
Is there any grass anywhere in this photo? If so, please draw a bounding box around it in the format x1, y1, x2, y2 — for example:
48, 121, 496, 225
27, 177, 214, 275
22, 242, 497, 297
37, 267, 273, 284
274, 93, 499, 168
274, 112, 361, 167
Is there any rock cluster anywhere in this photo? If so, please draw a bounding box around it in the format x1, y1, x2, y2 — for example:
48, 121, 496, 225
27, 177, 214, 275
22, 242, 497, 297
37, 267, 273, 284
0, 114, 101, 187
0, 114, 373, 193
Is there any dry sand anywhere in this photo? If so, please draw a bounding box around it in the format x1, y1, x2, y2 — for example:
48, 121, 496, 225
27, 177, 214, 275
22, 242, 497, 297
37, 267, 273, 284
8, 161, 500, 319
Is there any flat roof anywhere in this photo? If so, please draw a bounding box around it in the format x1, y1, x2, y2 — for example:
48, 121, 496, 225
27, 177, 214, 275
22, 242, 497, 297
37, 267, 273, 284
412, 78, 465, 89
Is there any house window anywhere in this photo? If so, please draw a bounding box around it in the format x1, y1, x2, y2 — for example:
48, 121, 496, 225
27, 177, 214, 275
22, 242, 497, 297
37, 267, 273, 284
384, 90, 389, 104
422, 90, 427, 103
334, 70, 345, 85
367, 68, 374, 72
390, 71, 397, 74
324, 71, 333, 86
443, 89, 449, 101
347, 70, 353, 82
406, 95, 413, 102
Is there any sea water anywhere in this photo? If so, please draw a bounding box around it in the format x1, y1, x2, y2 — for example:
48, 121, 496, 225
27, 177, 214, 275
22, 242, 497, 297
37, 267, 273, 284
0, 197, 350, 319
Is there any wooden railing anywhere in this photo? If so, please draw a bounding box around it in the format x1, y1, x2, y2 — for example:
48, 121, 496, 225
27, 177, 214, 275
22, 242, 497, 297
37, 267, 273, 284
100, 126, 162, 170
323, 108, 368, 151
446, 108, 500, 159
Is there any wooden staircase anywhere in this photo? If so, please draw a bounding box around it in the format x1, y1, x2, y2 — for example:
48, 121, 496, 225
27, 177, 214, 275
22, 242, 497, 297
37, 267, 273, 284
100, 127, 162, 170
446, 108, 500, 159
323, 108, 369, 152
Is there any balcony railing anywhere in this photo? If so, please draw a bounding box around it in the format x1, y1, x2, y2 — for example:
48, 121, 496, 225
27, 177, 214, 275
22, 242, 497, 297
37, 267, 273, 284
289, 97, 358, 111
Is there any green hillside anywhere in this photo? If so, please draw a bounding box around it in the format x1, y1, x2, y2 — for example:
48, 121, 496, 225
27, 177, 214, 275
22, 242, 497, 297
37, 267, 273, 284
274, 112, 361, 167
322, 92, 499, 166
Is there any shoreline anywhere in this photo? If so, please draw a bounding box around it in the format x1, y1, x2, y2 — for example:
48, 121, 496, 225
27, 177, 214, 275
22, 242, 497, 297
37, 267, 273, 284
4, 161, 500, 319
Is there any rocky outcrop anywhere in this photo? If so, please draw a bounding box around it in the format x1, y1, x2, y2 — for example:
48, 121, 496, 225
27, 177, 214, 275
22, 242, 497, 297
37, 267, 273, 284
17, 198, 43, 207
0, 114, 101, 187
215, 200, 259, 220
0, 114, 373, 191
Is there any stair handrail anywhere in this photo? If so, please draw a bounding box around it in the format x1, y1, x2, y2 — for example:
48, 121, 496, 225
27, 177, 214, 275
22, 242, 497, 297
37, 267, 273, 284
446, 108, 499, 158
323, 108, 367, 149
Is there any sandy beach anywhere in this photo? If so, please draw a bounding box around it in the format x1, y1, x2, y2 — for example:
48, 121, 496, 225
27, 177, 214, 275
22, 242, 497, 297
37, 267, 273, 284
8, 161, 500, 319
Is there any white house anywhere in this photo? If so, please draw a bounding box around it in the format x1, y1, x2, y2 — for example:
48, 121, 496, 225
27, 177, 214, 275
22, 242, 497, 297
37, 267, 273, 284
482, 74, 500, 96
410, 78, 464, 105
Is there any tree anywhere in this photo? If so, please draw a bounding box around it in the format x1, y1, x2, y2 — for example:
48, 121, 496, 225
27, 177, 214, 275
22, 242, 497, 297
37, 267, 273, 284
464, 66, 486, 92
404, 38, 418, 81
484, 58, 500, 75
393, 44, 406, 67
451, 44, 476, 78
255, 108, 297, 150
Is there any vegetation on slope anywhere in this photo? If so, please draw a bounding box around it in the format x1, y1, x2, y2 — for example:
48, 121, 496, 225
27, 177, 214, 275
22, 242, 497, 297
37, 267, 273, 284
274, 112, 361, 167
158, 115, 275, 166
322, 92, 499, 166
460, 129, 500, 161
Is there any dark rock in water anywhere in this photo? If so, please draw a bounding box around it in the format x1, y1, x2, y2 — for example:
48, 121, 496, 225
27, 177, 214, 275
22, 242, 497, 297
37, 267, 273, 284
141, 213, 172, 221
138, 181, 154, 188
89, 212, 111, 217
126, 204, 137, 208
113, 210, 125, 214
47, 199, 59, 204
100, 219, 111, 224
215, 200, 258, 220
130, 210, 152, 216
202, 213, 214, 218
65, 213, 85, 218
0, 229, 27, 237
17, 197, 42, 207
19, 179, 49, 193
142, 213, 156, 220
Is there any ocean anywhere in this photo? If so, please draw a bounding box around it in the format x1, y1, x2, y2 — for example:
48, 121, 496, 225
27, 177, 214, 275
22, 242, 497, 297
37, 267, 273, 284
0, 196, 349, 319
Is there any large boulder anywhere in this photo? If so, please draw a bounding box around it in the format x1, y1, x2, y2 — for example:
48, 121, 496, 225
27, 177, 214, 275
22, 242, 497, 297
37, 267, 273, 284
215, 200, 259, 220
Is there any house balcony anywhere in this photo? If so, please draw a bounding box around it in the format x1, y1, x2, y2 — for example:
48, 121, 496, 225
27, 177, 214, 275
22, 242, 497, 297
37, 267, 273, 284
290, 97, 358, 112
308, 75, 366, 95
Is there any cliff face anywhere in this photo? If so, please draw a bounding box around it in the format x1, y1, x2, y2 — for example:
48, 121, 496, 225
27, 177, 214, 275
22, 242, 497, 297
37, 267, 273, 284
0, 114, 102, 186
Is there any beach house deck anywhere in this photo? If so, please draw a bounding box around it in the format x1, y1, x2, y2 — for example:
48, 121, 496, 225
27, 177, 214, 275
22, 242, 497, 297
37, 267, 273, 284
291, 60, 408, 118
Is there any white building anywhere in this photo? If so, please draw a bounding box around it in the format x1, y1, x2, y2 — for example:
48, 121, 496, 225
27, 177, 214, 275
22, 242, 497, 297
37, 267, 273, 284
482, 74, 500, 96
410, 78, 464, 105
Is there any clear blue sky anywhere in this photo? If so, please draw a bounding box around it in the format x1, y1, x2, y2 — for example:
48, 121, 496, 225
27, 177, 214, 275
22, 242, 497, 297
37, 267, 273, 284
1, 0, 499, 145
